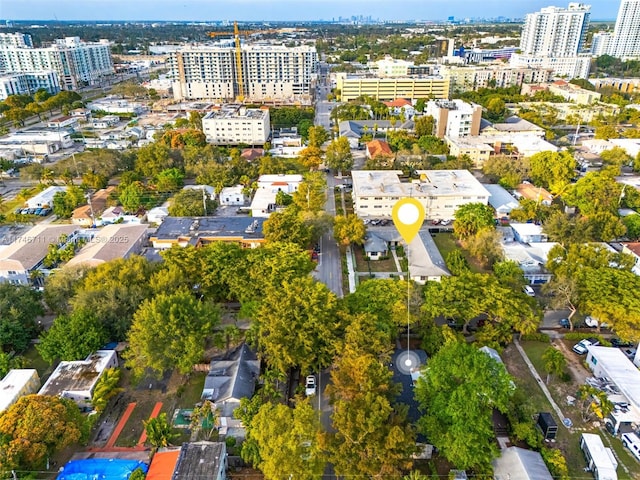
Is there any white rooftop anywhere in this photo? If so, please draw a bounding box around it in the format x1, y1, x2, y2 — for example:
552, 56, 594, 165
351, 170, 489, 198
510, 222, 545, 237
0, 369, 39, 412
581, 433, 618, 480
587, 346, 640, 411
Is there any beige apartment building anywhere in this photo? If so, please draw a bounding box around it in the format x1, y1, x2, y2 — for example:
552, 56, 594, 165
201, 104, 270, 145
351, 170, 489, 219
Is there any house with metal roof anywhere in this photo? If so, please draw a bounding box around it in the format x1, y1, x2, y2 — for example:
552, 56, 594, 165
483, 183, 521, 216
171, 442, 226, 480
493, 447, 553, 480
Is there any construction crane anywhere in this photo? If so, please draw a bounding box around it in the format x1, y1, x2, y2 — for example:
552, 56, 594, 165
208, 21, 280, 102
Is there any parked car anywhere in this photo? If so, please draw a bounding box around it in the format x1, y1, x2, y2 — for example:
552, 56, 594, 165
34, 208, 43, 215
559, 318, 571, 328
379, 219, 389, 226
39, 208, 51, 216
305, 375, 317, 396
622, 348, 637, 360
440, 219, 452, 226
611, 338, 634, 348
522, 285, 535, 297
572, 339, 594, 355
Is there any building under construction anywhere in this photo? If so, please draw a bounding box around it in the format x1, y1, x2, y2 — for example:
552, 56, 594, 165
167, 42, 317, 104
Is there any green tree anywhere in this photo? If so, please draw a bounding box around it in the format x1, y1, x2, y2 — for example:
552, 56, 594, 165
453, 203, 495, 239
324, 137, 353, 175
0, 284, 44, 352
493, 260, 526, 290
168, 188, 216, 216
247, 401, 325, 479
464, 227, 503, 268
91, 368, 123, 413
118, 181, 146, 212
37, 309, 108, 364
333, 214, 366, 246
0, 395, 88, 471
578, 384, 614, 422
529, 151, 576, 194
445, 250, 470, 275
292, 172, 327, 212
143, 413, 178, 453
52, 186, 86, 218
595, 125, 618, 140
414, 115, 435, 137
124, 289, 219, 379
0, 352, 25, 379
564, 171, 623, 216
542, 347, 566, 384
415, 338, 514, 471
71, 256, 158, 340
263, 207, 312, 247
254, 277, 339, 375
154, 168, 185, 193
190, 400, 219, 441
307, 125, 329, 148
623, 213, 640, 240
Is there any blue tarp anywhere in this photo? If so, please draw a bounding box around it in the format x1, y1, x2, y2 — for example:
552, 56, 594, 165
56, 458, 149, 480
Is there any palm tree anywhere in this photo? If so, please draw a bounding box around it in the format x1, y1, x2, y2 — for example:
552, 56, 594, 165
143, 413, 178, 453
542, 346, 566, 384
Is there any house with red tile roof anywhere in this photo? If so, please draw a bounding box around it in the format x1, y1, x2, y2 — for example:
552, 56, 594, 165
366, 139, 394, 160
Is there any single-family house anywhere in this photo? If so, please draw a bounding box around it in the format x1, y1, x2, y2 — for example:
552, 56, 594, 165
240, 148, 264, 161
383, 98, 416, 119
219, 185, 246, 206
171, 442, 227, 480
339, 119, 415, 148
493, 447, 553, 480
501, 241, 557, 284
363, 233, 389, 260
366, 139, 394, 160
25, 185, 67, 209
146, 450, 180, 480
483, 183, 521, 217
408, 231, 451, 284
250, 174, 302, 218
91, 115, 120, 129
515, 183, 553, 206
0, 369, 40, 413
621, 242, 640, 276
182, 184, 216, 200
70, 108, 91, 121
38, 350, 118, 410
0, 224, 79, 285
65, 224, 148, 269
510, 223, 548, 244
147, 206, 170, 225
47, 116, 78, 130
202, 343, 260, 418
100, 206, 125, 224
480, 116, 545, 138
71, 187, 114, 226
150, 217, 265, 250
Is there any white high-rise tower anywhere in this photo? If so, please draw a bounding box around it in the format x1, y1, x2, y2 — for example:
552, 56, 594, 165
510, 3, 592, 79
610, 0, 640, 60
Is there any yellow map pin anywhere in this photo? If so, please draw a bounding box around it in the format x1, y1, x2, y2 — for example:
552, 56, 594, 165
392, 198, 425, 244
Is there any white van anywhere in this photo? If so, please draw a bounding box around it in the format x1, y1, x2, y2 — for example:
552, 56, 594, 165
621, 432, 640, 462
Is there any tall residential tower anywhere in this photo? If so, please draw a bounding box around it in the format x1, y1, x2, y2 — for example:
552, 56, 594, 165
510, 3, 592, 79
610, 0, 640, 60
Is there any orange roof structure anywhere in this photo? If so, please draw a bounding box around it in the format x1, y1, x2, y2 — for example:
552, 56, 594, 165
241, 148, 264, 161
146, 450, 180, 480
383, 98, 412, 108
366, 139, 394, 159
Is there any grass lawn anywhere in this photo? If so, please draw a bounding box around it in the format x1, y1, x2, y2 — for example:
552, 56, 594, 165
353, 245, 399, 273
22, 345, 54, 381
431, 232, 489, 274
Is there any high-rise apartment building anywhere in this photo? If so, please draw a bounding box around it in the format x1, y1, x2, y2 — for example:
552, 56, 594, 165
0, 71, 60, 100
0, 33, 114, 90
519, 3, 590, 56
510, 3, 592, 79
609, 0, 640, 60
425, 100, 483, 138
591, 32, 613, 56
168, 43, 317, 103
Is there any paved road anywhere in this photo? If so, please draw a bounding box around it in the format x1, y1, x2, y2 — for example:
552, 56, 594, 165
314, 173, 343, 298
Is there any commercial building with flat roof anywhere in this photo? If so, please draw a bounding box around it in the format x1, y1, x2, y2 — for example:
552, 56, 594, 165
351, 170, 489, 219
171, 442, 226, 480
335, 73, 450, 101
202, 104, 270, 146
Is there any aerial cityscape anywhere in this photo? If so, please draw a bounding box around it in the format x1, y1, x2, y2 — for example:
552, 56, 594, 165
1, 0, 640, 479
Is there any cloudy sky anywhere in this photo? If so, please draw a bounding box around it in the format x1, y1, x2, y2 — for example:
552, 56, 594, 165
0, 0, 621, 21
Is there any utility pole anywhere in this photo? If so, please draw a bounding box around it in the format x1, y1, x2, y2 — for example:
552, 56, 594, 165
202, 187, 208, 216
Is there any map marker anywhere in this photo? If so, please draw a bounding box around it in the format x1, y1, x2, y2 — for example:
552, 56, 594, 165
392, 198, 425, 244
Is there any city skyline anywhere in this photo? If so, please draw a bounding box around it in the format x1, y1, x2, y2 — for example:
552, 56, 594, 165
1, 0, 623, 22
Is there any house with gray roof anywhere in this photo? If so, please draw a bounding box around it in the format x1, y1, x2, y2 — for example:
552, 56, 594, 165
171, 442, 227, 480
363, 233, 389, 260
483, 183, 521, 217
202, 343, 260, 417
493, 447, 553, 480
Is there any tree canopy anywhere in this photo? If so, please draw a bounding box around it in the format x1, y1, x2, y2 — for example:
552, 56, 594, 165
453, 203, 495, 239
0, 284, 44, 352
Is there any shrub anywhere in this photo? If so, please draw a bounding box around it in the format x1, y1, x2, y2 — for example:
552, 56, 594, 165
564, 333, 610, 346
521, 333, 550, 342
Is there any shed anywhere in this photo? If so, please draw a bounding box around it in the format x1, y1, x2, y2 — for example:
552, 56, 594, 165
537, 412, 558, 440
493, 446, 553, 480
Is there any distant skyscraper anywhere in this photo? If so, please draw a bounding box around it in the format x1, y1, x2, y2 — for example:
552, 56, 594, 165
609, 0, 640, 59
510, 3, 592, 79
519, 3, 590, 57
591, 32, 612, 56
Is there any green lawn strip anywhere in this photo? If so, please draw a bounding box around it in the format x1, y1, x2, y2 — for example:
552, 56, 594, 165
353, 245, 398, 273
605, 433, 639, 478
175, 372, 207, 410
115, 397, 156, 447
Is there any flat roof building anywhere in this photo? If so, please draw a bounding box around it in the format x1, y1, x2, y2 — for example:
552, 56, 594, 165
425, 99, 482, 138
202, 104, 270, 146
250, 174, 302, 218
171, 442, 227, 480
335, 73, 450, 101
351, 170, 489, 219
38, 350, 118, 410
0, 369, 40, 413
493, 446, 553, 480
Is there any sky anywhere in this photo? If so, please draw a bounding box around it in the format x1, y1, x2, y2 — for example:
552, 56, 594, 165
0, 0, 622, 22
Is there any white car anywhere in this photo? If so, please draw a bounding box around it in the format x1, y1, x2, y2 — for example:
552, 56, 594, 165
305, 375, 317, 396
621, 432, 640, 461
572, 339, 593, 355
523, 285, 535, 297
